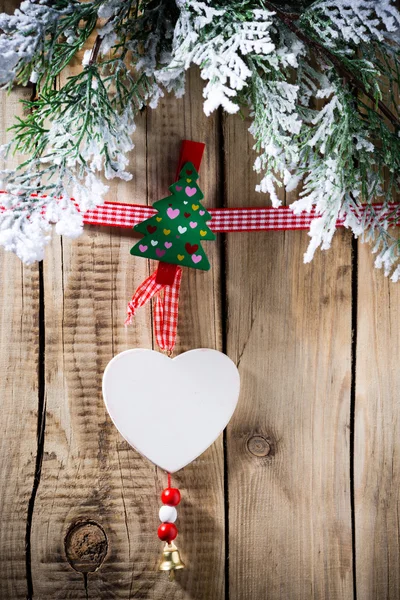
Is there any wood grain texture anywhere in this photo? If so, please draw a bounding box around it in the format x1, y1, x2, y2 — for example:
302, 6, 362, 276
0, 56, 40, 600
30, 126, 154, 600
146, 67, 224, 600
1, 18, 400, 599
29, 44, 154, 599
223, 111, 354, 599
29, 60, 224, 598
354, 241, 400, 600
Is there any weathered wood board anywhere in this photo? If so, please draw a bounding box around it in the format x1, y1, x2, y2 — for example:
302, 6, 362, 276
0, 85, 41, 600
224, 112, 354, 600
354, 242, 400, 600
0, 36, 399, 600
26, 57, 224, 599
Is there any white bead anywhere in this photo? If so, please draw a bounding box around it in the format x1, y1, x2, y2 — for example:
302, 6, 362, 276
159, 505, 177, 523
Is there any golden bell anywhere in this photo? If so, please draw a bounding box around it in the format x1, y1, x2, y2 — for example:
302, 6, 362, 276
159, 542, 185, 580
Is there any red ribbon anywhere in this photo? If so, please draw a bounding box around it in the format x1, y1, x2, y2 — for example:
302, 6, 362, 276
121, 137, 400, 352
154, 267, 183, 352
5, 137, 396, 353
125, 266, 183, 353
125, 139, 205, 352
82, 201, 400, 232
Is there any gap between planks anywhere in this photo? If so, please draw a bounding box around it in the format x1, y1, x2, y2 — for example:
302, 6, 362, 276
350, 236, 358, 600
25, 261, 46, 600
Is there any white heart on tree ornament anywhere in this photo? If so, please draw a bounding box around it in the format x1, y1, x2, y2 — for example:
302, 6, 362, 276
103, 348, 240, 473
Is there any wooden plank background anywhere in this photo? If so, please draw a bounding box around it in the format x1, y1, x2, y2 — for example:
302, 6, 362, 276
1, 26, 400, 600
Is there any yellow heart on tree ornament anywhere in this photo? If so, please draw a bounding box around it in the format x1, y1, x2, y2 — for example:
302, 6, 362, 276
200, 230, 207, 237
186, 178, 192, 183
192, 204, 199, 211
163, 229, 171, 235
177, 254, 184, 261
156, 217, 162, 222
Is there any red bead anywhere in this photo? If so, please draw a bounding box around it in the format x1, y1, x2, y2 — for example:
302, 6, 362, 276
158, 523, 178, 543
161, 487, 181, 506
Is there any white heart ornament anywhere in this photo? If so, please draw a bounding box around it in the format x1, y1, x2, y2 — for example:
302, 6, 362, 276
103, 349, 240, 473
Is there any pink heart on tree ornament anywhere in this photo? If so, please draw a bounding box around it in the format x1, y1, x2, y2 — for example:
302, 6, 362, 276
164, 241, 172, 249
185, 186, 197, 197
192, 254, 202, 264
199, 210, 205, 216
189, 221, 198, 229
167, 207, 180, 219
139, 244, 148, 253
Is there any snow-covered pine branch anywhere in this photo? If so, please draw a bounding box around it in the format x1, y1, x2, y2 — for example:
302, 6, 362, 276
0, 0, 400, 277
0, 0, 101, 88
302, 0, 400, 47
157, 6, 277, 114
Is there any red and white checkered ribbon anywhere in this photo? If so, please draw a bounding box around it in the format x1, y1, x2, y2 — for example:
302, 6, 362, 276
125, 266, 183, 353
83, 201, 400, 232
83, 202, 323, 231
2, 194, 398, 231
4, 193, 397, 353
154, 267, 183, 352
88, 199, 400, 353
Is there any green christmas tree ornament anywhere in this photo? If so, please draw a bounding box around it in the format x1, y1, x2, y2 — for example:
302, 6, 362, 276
131, 162, 215, 271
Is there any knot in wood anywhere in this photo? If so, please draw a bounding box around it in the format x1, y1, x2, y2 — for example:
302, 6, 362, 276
247, 435, 271, 457
65, 520, 108, 573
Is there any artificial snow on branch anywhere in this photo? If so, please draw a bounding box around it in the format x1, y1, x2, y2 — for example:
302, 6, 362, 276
1, 0, 400, 278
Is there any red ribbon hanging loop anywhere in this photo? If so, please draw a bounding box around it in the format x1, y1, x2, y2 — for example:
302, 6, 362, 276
125, 266, 183, 353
